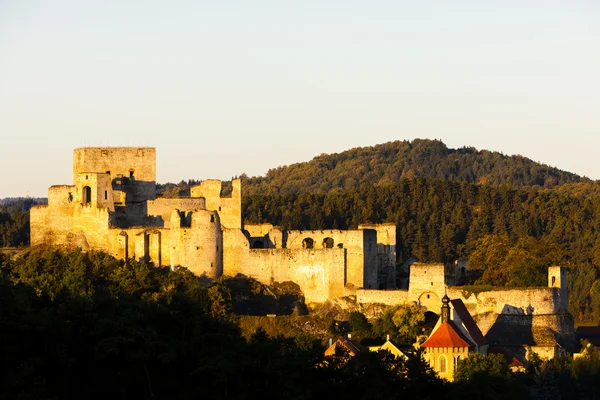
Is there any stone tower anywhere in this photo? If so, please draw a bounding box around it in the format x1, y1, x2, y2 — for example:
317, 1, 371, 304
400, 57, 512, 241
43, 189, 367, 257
548, 266, 568, 313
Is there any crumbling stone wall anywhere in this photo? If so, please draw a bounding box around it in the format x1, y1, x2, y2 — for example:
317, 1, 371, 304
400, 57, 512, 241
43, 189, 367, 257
190, 179, 241, 229
359, 223, 397, 289
285, 229, 377, 288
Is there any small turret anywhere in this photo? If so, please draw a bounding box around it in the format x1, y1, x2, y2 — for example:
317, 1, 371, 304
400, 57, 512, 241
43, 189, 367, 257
441, 294, 450, 323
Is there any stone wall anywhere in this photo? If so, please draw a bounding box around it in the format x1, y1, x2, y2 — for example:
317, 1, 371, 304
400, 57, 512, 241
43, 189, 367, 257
222, 231, 346, 303
147, 197, 206, 228
169, 209, 223, 278
475, 288, 559, 315
356, 289, 409, 305
359, 223, 397, 289
285, 229, 377, 288
73, 147, 156, 182
190, 179, 241, 229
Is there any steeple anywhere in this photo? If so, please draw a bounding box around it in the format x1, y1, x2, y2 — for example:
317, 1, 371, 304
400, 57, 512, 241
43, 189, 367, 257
441, 294, 450, 323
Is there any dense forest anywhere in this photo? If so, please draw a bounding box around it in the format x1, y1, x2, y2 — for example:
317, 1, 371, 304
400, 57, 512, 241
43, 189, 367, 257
0, 198, 45, 247
242, 139, 585, 197
2, 248, 599, 399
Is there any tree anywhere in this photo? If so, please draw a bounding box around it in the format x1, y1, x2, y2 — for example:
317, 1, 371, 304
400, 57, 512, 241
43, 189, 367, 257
455, 353, 510, 381
348, 311, 371, 339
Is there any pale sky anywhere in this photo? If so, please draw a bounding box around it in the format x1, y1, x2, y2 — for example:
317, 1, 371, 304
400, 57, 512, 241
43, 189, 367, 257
1, 1, 599, 198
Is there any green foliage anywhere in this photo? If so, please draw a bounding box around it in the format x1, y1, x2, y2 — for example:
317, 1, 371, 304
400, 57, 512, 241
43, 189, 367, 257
372, 304, 425, 344
243, 139, 582, 198
0, 197, 45, 247
572, 342, 600, 399
469, 234, 562, 287
456, 353, 511, 382
348, 311, 371, 339
458, 284, 495, 299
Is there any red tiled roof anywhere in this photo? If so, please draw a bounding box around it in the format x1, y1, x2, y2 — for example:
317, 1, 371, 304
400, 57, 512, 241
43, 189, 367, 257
421, 321, 474, 348
450, 299, 487, 347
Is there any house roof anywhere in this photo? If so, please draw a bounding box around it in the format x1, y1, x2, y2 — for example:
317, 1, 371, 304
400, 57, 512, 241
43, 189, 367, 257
421, 321, 474, 348
325, 336, 364, 357
488, 346, 526, 367
450, 299, 487, 347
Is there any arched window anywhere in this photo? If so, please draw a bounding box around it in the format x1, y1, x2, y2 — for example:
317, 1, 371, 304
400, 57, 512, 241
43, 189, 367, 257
322, 237, 334, 248
439, 355, 447, 373
82, 186, 92, 204
302, 238, 314, 249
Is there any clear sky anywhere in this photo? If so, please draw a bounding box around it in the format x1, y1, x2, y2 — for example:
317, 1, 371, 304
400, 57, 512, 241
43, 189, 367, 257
1, 1, 599, 198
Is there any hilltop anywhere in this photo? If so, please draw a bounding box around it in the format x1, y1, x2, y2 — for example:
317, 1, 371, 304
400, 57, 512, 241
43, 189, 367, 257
242, 139, 585, 197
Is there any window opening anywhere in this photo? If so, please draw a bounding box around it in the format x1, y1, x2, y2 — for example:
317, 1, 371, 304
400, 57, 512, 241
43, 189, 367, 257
323, 237, 334, 248
302, 238, 314, 249
83, 186, 92, 204
439, 355, 447, 373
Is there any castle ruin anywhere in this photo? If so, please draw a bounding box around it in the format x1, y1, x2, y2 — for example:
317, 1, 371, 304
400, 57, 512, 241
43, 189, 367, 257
31, 147, 574, 356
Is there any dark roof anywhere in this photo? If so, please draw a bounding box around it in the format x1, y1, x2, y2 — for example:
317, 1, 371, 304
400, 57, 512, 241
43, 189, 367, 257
488, 346, 526, 367
338, 337, 364, 355
422, 321, 474, 348
450, 299, 487, 347
576, 326, 600, 346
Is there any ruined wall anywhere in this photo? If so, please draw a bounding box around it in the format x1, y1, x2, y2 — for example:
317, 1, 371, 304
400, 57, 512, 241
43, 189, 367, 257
74, 148, 156, 203
190, 179, 241, 229
408, 263, 446, 310
359, 223, 397, 288
103, 227, 169, 266
475, 288, 560, 315
285, 229, 377, 288
147, 197, 206, 228
223, 236, 346, 303
243, 224, 285, 249
356, 289, 409, 305
244, 223, 275, 238
30, 175, 113, 252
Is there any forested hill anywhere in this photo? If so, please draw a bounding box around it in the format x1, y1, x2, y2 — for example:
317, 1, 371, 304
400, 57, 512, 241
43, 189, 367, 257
242, 139, 584, 196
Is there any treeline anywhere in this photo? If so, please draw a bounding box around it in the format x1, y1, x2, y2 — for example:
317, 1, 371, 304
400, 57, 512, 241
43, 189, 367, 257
0, 197, 45, 247
243, 139, 584, 196
3, 248, 600, 399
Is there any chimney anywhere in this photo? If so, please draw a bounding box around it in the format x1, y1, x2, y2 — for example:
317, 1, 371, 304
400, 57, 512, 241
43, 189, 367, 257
386, 334, 390, 342
328, 338, 333, 347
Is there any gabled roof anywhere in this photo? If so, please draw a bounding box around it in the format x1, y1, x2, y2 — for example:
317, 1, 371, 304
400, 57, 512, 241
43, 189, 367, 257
325, 336, 364, 357
421, 321, 474, 348
450, 299, 487, 347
